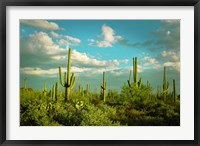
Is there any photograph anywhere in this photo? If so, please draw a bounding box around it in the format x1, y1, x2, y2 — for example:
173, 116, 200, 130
20, 19, 180, 126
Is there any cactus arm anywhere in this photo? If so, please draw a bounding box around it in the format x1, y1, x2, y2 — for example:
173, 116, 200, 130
64, 72, 67, 84
101, 85, 105, 90
70, 73, 75, 85
101, 72, 107, 102
70, 76, 76, 89
59, 66, 65, 87
127, 80, 131, 87
128, 70, 132, 88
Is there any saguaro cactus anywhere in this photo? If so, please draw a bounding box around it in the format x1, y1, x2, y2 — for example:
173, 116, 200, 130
86, 84, 90, 94
52, 84, 55, 99
156, 86, 161, 98
132, 57, 139, 87
49, 89, 52, 97
173, 79, 176, 103
79, 85, 83, 93
101, 72, 107, 102
59, 48, 76, 102
134, 57, 138, 87
43, 81, 47, 96
24, 78, 27, 89
163, 67, 169, 101
55, 82, 58, 101
147, 80, 151, 99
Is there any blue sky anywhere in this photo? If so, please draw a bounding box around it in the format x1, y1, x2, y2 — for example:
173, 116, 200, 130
20, 20, 180, 94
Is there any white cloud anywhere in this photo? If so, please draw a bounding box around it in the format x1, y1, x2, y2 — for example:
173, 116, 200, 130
153, 64, 162, 69
88, 39, 95, 42
58, 36, 81, 46
50, 31, 61, 38
20, 20, 60, 30
65, 36, 81, 45
71, 50, 120, 68
71, 67, 92, 73
20, 66, 92, 76
20, 31, 124, 72
21, 32, 66, 55
91, 40, 113, 48
160, 50, 179, 62
143, 56, 158, 66
161, 20, 180, 26
102, 24, 115, 42
164, 61, 180, 72
157, 50, 180, 72
20, 67, 59, 77
123, 59, 129, 64
88, 24, 123, 48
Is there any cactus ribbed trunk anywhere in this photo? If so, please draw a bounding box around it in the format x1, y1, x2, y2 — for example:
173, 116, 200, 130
163, 67, 168, 101
43, 81, 47, 96
65, 87, 70, 101
55, 82, 58, 101
101, 72, 107, 102
133, 57, 138, 87
173, 79, 176, 103
135, 57, 138, 86
103, 72, 106, 102
66, 48, 71, 101
52, 84, 55, 99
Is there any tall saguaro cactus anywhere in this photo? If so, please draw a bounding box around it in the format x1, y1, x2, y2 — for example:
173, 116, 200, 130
163, 67, 169, 101
52, 84, 55, 99
133, 57, 138, 87
43, 81, 47, 96
173, 79, 176, 103
101, 72, 107, 102
55, 82, 58, 101
86, 84, 90, 94
24, 78, 27, 89
59, 48, 76, 102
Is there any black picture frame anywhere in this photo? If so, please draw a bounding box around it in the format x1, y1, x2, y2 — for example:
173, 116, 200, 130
0, 0, 199, 145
